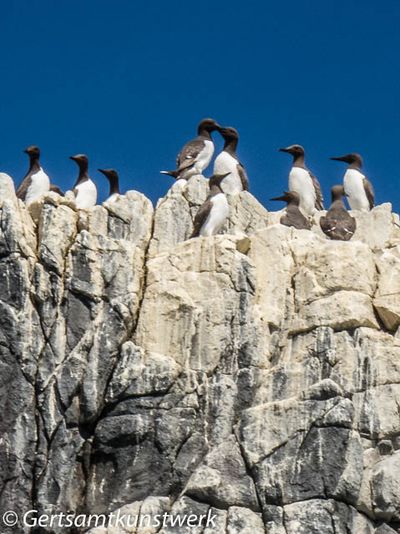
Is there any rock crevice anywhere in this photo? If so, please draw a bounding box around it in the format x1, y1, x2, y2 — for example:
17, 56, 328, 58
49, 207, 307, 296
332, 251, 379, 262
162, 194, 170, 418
1, 173, 400, 533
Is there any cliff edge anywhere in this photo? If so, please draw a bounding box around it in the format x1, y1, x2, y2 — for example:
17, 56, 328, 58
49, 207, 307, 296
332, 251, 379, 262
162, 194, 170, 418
1, 173, 400, 533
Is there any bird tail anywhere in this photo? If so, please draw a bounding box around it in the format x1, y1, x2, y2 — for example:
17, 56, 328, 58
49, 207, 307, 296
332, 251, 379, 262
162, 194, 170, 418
160, 169, 180, 178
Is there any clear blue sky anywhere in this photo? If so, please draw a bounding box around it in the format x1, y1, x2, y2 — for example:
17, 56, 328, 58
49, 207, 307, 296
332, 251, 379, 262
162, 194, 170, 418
1, 0, 399, 210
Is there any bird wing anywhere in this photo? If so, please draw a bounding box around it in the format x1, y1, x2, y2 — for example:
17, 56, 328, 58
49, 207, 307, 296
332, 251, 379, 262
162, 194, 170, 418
309, 171, 324, 210
283, 207, 311, 230
363, 178, 375, 210
191, 197, 212, 237
176, 138, 205, 171
238, 162, 249, 191
320, 212, 356, 241
16, 175, 32, 200
320, 215, 340, 238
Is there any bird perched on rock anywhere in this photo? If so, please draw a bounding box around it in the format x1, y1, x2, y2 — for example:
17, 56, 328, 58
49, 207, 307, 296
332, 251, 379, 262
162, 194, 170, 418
17, 145, 50, 204
320, 185, 356, 241
98, 169, 120, 203
270, 191, 312, 230
70, 154, 97, 209
213, 126, 249, 194
191, 173, 230, 237
330, 153, 374, 211
49, 185, 64, 196
161, 118, 221, 184
279, 145, 323, 216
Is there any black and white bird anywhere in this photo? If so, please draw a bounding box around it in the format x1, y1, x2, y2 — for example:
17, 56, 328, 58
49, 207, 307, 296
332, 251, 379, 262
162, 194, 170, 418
330, 153, 374, 211
213, 127, 249, 194
17, 145, 50, 204
270, 191, 312, 230
98, 169, 120, 203
279, 145, 324, 216
70, 154, 97, 209
191, 173, 230, 237
161, 118, 221, 186
320, 185, 356, 241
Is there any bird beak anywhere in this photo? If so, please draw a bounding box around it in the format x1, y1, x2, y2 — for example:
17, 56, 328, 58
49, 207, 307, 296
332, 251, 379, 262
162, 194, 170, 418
23, 149, 29, 154
330, 156, 347, 162
270, 195, 287, 201
69, 156, 76, 161
279, 147, 291, 153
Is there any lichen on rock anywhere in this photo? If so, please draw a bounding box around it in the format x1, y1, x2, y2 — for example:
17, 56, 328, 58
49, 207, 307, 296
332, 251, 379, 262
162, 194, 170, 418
0, 172, 400, 533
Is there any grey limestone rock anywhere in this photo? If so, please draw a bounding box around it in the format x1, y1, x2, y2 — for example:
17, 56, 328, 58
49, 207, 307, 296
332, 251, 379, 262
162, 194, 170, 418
0, 178, 399, 533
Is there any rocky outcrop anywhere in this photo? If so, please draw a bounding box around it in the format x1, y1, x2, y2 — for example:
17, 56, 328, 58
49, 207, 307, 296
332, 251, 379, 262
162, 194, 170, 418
1, 173, 400, 533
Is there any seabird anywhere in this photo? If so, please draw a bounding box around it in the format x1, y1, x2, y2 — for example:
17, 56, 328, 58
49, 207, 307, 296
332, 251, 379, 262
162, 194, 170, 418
70, 154, 97, 209
16, 145, 50, 204
320, 185, 356, 241
330, 153, 374, 211
270, 191, 312, 230
213, 127, 249, 194
160, 118, 220, 183
191, 173, 230, 237
98, 169, 120, 202
279, 145, 324, 216
49, 184, 64, 196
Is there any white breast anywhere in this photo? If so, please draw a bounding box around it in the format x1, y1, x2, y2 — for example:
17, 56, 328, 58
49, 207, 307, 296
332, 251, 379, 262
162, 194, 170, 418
343, 169, 370, 211
200, 193, 229, 236
182, 140, 214, 179
75, 179, 97, 209
25, 168, 50, 204
213, 151, 243, 194
288, 167, 316, 216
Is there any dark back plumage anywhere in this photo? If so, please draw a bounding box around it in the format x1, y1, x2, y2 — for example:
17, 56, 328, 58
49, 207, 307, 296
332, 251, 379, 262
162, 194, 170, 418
161, 118, 220, 179
320, 186, 356, 241
270, 191, 311, 230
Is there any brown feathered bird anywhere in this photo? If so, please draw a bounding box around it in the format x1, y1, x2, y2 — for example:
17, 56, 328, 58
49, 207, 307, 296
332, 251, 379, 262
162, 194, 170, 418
320, 185, 356, 241
270, 191, 311, 230
160, 118, 221, 180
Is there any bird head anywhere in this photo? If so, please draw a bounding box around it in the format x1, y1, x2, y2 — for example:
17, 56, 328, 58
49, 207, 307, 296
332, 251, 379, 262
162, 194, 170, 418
279, 144, 305, 157
70, 154, 88, 166
24, 145, 40, 159
197, 118, 221, 134
70, 154, 89, 176
330, 153, 363, 167
219, 126, 239, 141
69, 154, 89, 163
270, 191, 300, 205
98, 168, 119, 182
331, 184, 346, 202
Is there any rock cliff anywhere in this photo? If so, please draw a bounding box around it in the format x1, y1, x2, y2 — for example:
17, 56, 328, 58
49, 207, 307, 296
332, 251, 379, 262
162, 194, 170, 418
1, 173, 400, 533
